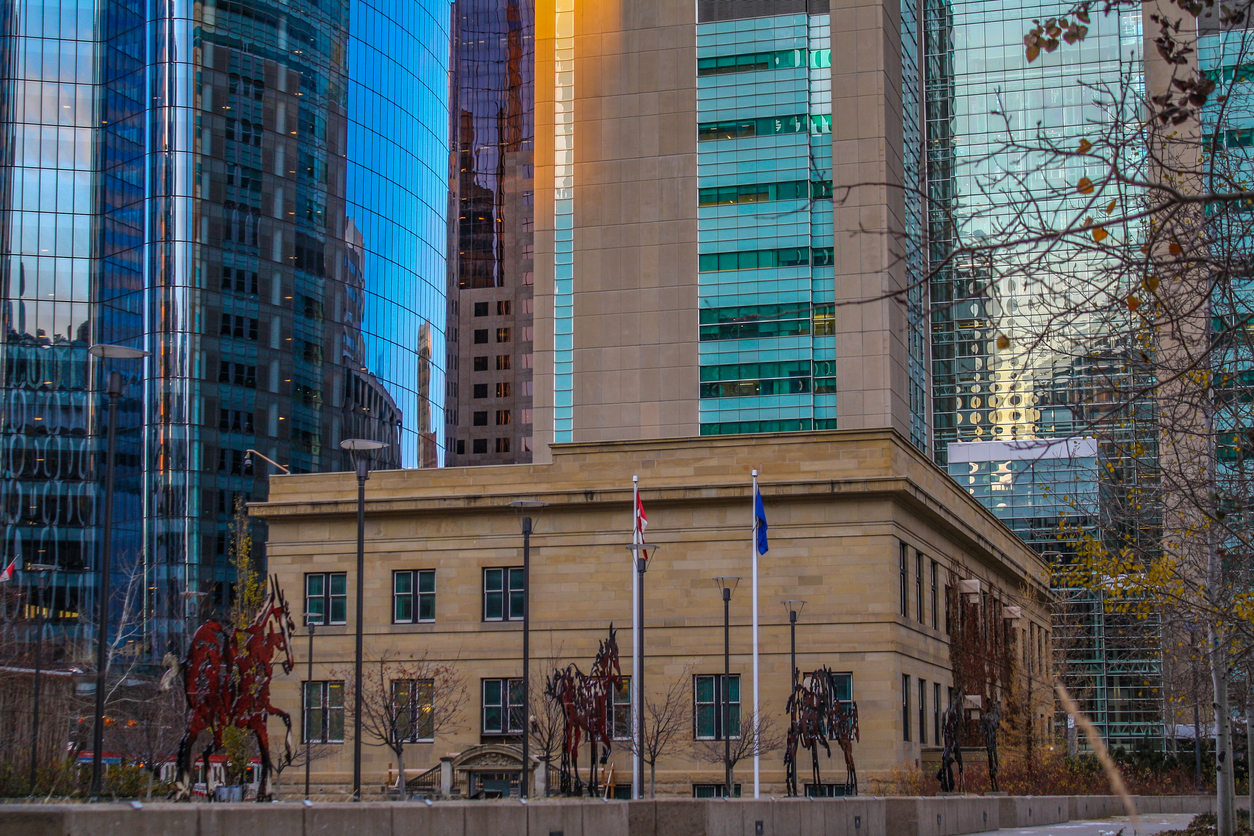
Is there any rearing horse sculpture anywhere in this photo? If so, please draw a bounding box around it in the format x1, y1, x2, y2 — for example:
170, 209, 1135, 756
168, 576, 296, 800
547, 625, 621, 796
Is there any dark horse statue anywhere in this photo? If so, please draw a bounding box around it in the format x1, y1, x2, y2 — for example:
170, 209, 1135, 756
547, 625, 621, 796
937, 686, 966, 793
166, 576, 296, 800
784, 666, 859, 796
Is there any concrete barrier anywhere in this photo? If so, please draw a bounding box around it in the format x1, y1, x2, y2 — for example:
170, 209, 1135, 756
0, 794, 1224, 836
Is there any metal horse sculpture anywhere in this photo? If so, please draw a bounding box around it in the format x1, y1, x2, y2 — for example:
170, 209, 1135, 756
546, 625, 622, 796
169, 576, 296, 800
784, 666, 859, 796
937, 686, 965, 793
981, 699, 1002, 792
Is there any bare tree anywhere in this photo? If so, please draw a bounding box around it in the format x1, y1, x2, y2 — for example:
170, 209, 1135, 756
692, 710, 784, 796
629, 664, 693, 798
336, 653, 468, 789
269, 740, 337, 800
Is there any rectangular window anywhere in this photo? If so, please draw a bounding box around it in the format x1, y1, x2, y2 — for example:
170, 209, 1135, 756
496, 355, 512, 370
610, 676, 632, 740
829, 672, 853, 702
474, 301, 489, 316
931, 560, 939, 630
902, 674, 911, 742
392, 570, 435, 624
495, 437, 511, 454
473, 411, 488, 426
482, 678, 524, 734
899, 544, 909, 617
934, 682, 942, 745
483, 567, 524, 621
496, 382, 512, 398
473, 383, 488, 399
392, 679, 435, 742
473, 356, 489, 371
497, 300, 512, 315
305, 572, 346, 625
303, 681, 345, 743
472, 438, 488, 454
693, 783, 742, 798
496, 410, 512, 425
474, 329, 489, 344
918, 678, 927, 744
916, 554, 924, 624
496, 328, 511, 343
694, 674, 740, 740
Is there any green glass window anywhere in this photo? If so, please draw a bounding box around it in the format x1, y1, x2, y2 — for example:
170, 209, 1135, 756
813, 304, 836, 336
698, 180, 811, 206
700, 419, 815, 435
694, 674, 741, 740
697, 115, 808, 142
698, 247, 812, 272
697, 48, 805, 76
482, 678, 525, 734
305, 572, 346, 625
393, 569, 436, 623
484, 567, 525, 621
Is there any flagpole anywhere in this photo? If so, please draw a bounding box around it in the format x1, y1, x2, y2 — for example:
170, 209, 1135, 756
632, 475, 641, 800
752, 469, 760, 798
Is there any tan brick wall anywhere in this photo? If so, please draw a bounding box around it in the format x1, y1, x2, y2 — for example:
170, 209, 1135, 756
254, 430, 1049, 796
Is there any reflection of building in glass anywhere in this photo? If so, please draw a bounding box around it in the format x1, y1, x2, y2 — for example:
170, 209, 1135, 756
949, 436, 1162, 747
926, 0, 1164, 746
446, 0, 535, 465
0, 0, 449, 652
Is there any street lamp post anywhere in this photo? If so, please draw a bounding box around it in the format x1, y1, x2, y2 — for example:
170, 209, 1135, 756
340, 437, 386, 802
509, 499, 547, 799
27, 563, 58, 793
714, 576, 740, 798
87, 342, 147, 800
305, 618, 316, 798
782, 600, 806, 689
625, 542, 661, 799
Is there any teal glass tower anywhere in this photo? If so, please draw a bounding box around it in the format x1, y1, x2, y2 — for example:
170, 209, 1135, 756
0, 0, 450, 652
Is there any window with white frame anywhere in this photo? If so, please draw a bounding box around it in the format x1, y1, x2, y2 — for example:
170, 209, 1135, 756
483, 567, 524, 621
393, 569, 435, 623
694, 673, 740, 740
482, 677, 524, 735
303, 680, 344, 743
609, 677, 632, 740
391, 679, 435, 742
305, 572, 346, 625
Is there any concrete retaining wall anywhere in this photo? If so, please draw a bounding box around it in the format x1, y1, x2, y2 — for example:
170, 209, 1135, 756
0, 795, 1229, 836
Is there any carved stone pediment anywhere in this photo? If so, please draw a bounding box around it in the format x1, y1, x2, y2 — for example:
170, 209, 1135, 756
451, 743, 533, 772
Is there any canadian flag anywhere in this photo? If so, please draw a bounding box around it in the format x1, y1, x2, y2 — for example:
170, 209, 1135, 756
634, 493, 649, 562
0, 558, 17, 584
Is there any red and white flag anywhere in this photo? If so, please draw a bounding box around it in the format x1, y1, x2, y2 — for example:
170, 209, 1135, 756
634, 492, 649, 562
0, 558, 17, 584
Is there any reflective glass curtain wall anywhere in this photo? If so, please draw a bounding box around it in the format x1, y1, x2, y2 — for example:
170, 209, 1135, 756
925, 0, 1162, 746
0, 0, 448, 653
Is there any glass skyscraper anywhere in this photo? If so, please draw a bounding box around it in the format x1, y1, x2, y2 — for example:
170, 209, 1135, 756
0, 0, 449, 653
445, 0, 536, 466
926, 0, 1163, 746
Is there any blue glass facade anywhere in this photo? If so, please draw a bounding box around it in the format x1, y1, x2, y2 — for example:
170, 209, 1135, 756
695, 14, 836, 437
0, 0, 449, 650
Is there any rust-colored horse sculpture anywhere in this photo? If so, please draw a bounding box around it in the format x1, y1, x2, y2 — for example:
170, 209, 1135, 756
169, 576, 295, 800
547, 625, 621, 796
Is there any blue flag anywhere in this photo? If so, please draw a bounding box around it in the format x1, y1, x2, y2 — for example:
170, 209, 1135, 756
754, 486, 769, 555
